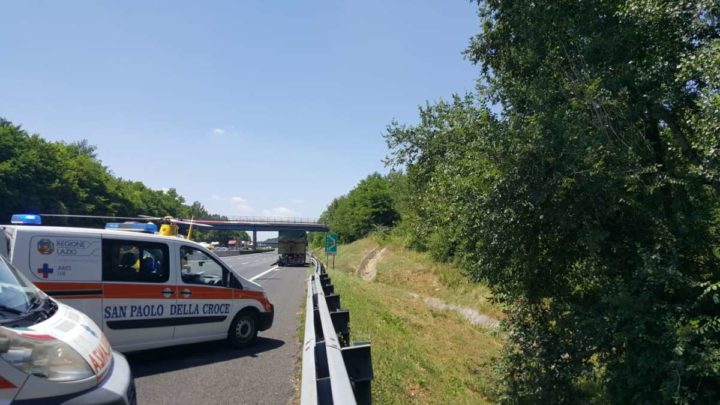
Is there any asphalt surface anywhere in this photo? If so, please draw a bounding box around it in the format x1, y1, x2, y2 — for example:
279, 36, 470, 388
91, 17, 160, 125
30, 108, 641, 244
126, 251, 308, 405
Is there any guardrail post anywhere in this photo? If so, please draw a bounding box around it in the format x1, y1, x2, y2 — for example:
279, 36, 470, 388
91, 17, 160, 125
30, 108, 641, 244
330, 309, 350, 347
325, 293, 340, 312
321, 280, 334, 295
342, 343, 373, 405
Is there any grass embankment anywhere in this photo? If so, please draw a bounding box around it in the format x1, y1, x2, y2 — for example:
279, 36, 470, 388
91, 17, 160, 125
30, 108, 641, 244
313, 237, 503, 404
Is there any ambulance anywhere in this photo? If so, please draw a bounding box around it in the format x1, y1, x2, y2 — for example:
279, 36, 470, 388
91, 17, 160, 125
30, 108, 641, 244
0, 252, 136, 404
0, 216, 274, 353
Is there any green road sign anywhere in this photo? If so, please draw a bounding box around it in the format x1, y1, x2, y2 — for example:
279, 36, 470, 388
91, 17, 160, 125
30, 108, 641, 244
324, 232, 338, 255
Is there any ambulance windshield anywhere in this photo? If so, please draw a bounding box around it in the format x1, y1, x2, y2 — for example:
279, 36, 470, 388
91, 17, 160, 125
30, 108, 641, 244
0, 254, 44, 319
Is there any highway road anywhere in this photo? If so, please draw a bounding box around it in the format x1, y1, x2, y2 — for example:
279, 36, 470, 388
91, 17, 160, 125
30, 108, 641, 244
126, 251, 308, 405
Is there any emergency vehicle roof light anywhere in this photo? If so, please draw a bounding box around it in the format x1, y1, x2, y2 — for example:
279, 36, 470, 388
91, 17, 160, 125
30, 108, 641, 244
105, 222, 158, 233
11, 214, 42, 225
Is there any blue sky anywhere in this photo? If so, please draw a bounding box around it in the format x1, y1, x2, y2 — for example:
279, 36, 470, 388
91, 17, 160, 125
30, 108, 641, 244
1, 1, 480, 230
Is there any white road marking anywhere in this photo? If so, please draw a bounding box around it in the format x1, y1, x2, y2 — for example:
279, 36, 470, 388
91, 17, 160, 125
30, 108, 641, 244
240, 262, 249, 265
250, 265, 279, 281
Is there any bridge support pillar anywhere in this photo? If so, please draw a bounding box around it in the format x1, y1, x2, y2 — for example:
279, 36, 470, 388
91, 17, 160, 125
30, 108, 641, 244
253, 229, 257, 249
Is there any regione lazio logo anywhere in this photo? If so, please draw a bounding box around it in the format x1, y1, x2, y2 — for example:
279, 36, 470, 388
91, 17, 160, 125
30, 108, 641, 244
37, 239, 55, 255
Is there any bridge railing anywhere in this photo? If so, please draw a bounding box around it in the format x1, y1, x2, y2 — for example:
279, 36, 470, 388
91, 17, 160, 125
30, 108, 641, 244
301, 255, 373, 405
202, 216, 326, 225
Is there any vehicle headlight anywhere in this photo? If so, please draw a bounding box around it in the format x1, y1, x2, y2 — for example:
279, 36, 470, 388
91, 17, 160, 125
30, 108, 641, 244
0, 330, 94, 382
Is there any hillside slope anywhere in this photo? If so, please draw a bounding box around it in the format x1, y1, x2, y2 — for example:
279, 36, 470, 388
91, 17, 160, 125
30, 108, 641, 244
314, 237, 503, 404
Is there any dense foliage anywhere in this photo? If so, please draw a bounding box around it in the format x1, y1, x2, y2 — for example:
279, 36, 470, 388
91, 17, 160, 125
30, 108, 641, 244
0, 119, 248, 243
383, 1, 720, 403
312, 173, 399, 245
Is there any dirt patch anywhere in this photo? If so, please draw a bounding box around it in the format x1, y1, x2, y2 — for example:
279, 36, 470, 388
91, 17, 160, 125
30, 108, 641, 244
409, 293, 500, 329
356, 247, 386, 281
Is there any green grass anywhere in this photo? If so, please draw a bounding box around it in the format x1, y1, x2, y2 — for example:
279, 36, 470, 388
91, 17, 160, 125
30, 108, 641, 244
316, 237, 503, 320
311, 238, 504, 404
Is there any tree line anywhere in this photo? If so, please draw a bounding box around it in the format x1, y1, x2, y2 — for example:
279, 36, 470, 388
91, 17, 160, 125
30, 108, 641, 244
311, 172, 400, 246
318, 1, 720, 403
0, 119, 248, 243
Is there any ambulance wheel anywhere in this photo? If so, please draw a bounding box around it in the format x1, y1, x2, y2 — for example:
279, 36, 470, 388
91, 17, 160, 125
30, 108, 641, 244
229, 311, 258, 348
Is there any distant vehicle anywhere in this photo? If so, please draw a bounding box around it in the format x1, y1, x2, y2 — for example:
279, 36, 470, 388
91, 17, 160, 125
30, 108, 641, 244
278, 230, 307, 266
0, 252, 136, 404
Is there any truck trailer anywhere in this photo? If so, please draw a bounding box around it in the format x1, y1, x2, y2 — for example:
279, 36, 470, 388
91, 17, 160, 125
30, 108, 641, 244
278, 230, 307, 266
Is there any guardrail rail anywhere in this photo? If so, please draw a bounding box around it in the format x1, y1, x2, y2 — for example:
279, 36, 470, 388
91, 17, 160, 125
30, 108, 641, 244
301, 255, 373, 405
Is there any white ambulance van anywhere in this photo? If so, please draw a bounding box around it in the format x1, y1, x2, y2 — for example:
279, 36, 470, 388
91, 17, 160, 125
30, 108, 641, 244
0, 219, 274, 353
0, 252, 136, 404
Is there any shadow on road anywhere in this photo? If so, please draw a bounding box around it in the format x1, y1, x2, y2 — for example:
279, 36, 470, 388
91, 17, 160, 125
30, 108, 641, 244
126, 337, 285, 378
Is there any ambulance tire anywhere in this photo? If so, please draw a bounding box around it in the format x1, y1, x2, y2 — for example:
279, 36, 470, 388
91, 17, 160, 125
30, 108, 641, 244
228, 311, 258, 348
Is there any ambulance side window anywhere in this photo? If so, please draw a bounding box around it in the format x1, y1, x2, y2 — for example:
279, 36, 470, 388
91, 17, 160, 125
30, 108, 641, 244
180, 246, 227, 287
102, 240, 170, 283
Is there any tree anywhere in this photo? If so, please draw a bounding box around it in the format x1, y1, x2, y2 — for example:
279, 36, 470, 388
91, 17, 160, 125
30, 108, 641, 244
0, 119, 236, 234
0, 120, 118, 221
385, 95, 501, 260
387, 1, 720, 402
318, 173, 400, 243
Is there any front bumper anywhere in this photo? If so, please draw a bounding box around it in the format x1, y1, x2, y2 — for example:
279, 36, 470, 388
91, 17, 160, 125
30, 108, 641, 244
258, 304, 274, 331
63, 351, 136, 405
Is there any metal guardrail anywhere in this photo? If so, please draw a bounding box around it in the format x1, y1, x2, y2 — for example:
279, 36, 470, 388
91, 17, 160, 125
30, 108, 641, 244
301, 255, 373, 405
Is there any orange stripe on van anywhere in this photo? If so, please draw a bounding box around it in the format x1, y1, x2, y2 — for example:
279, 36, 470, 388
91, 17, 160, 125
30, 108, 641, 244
103, 283, 174, 299
34, 282, 104, 299
235, 289, 264, 300
235, 289, 272, 311
179, 286, 233, 299
33, 282, 270, 309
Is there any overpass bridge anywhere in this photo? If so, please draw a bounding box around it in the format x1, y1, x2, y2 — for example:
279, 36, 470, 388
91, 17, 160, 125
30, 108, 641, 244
193, 216, 328, 232
25, 213, 329, 245
190, 216, 329, 245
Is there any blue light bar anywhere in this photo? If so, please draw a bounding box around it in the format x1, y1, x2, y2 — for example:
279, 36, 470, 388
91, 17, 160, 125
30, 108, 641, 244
11, 214, 42, 225
105, 222, 158, 233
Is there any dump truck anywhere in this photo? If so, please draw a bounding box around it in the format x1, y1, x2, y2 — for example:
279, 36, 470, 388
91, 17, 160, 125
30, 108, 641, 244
278, 230, 307, 266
